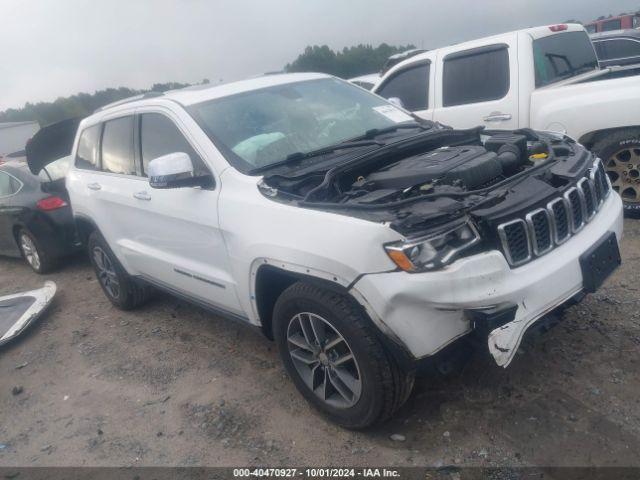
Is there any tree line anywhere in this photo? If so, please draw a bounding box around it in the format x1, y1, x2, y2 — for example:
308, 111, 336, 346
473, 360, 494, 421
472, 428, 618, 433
0, 82, 194, 127
0, 43, 411, 127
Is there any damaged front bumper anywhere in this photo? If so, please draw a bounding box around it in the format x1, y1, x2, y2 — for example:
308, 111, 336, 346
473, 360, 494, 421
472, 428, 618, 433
350, 192, 623, 367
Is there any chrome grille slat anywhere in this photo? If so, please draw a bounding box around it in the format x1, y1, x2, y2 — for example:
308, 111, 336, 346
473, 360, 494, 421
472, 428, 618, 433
547, 197, 571, 245
498, 161, 611, 268
525, 208, 553, 256
497, 219, 531, 267
578, 177, 596, 221
564, 187, 584, 233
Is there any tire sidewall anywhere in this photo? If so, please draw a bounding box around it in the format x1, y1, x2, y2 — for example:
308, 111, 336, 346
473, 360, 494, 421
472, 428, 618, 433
595, 133, 640, 216
18, 228, 48, 274
87, 232, 130, 308
273, 287, 387, 428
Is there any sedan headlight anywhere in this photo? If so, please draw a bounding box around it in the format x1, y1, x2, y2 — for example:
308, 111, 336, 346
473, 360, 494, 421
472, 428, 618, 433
384, 221, 481, 272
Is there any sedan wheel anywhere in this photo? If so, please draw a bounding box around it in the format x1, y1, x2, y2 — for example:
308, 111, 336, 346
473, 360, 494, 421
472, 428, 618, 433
20, 232, 41, 271
286, 312, 362, 409
92, 246, 120, 300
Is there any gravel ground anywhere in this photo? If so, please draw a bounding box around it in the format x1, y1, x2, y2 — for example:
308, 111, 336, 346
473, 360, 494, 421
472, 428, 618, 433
1, 219, 639, 468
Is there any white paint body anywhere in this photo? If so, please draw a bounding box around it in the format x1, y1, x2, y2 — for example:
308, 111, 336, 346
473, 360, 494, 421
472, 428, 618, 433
67, 73, 624, 368
373, 24, 640, 143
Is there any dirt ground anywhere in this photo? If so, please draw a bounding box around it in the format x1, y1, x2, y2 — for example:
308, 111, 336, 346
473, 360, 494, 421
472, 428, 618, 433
1, 219, 640, 469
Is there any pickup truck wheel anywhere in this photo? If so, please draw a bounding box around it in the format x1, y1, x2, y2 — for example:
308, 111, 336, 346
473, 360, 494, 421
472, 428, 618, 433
87, 232, 151, 310
273, 281, 414, 429
593, 129, 640, 217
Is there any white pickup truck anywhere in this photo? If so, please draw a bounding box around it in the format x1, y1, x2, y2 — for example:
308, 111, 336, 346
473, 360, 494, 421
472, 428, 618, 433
373, 24, 640, 215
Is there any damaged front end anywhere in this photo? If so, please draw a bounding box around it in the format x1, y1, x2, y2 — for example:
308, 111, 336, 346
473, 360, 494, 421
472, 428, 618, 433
260, 126, 610, 270
259, 126, 615, 365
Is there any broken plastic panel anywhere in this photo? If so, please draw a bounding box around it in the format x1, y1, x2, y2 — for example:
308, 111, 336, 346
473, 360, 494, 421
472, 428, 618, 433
0, 281, 56, 347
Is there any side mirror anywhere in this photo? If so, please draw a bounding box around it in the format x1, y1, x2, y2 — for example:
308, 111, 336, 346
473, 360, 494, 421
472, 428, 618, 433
387, 97, 404, 108
148, 152, 212, 189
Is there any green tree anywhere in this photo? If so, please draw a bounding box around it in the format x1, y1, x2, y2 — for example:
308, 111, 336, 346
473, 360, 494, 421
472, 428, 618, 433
0, 82, 191, 127
285, 43, 417, 78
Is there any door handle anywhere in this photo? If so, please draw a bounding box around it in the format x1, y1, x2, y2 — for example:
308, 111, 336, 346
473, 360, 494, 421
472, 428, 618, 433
133, 191, 151, 201
87, 182, 102, 191
483, 112, 512, 122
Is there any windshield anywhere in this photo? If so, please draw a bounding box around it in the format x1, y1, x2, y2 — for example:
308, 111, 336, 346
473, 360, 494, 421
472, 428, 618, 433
533, 31, 599, 87
189, 78, 414, 173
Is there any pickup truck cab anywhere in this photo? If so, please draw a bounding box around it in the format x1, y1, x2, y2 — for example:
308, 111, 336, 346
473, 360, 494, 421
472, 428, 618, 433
373, 24, 640, 215
61, 74, 623, 428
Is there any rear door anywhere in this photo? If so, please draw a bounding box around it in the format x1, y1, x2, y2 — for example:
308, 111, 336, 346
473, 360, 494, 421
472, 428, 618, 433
120, 108, 242, 315
74, 114, 149, 273
432, 40, 519, 129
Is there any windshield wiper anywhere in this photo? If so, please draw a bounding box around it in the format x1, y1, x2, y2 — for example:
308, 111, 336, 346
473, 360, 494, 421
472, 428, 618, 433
347, 122, 428, 142
249, 139, 383, 174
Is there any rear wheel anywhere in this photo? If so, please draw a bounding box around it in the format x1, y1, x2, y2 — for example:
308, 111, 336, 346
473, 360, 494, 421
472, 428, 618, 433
273, 281, 414, 429
87, 232, 151, 310
593, 129, 640, 217
18, 228, 55, 274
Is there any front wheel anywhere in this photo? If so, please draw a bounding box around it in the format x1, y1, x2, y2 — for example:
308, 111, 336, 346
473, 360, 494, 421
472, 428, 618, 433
273, 281, 414, 429
593, 129, 640, 217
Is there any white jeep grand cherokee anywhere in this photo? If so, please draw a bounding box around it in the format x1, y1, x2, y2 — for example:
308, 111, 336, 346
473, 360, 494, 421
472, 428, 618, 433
66, 73, 623, 428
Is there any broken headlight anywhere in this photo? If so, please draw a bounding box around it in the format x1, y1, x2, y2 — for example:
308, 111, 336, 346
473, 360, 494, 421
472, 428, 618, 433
384, 221, 481, 272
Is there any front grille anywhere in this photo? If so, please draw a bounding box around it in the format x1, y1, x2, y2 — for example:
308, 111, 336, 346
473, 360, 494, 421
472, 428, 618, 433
578, 178, 596, 221
548, 198, 570, 244
565, 187, 584, 232
497, 219, 530, 266
526, 209, 553, 255
497, 159, 610, 267
592, 160, 609, 206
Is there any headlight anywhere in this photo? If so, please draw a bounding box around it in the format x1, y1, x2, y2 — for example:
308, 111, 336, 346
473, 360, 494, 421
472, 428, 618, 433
384, 221, 481, 272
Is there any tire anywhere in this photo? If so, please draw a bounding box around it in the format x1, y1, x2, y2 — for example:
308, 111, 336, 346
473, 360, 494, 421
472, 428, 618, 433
273, 281, 414, 429
17, 228, 56, 274
87, 231, 151, 310
592, 129, 640, 217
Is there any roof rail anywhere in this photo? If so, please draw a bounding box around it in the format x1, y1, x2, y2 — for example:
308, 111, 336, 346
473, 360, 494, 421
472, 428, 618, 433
93, 91, 164, 113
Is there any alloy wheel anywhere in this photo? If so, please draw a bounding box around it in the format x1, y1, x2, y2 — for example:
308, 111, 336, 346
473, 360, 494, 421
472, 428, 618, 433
606, 147, 640, 204
93, 246, 120, 299
20, 233, 41, 271
286, 312, 362, 409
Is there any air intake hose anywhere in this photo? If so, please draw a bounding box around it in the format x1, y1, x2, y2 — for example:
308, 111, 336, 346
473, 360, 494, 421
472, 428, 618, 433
496, 144, 523, 174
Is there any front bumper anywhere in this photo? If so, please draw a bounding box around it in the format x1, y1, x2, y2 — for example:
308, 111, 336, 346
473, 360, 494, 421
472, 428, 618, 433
350, 192, 624, 367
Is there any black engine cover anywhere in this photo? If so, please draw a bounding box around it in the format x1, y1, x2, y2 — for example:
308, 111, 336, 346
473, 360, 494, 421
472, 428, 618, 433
359, 146, 503, 190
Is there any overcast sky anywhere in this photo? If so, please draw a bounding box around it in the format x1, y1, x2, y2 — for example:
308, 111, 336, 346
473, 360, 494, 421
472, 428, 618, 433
1, 0, 637, 110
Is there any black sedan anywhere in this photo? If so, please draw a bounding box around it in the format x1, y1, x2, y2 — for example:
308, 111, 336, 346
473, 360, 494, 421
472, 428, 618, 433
591, 30, 640, 67
0, 157, 80, 273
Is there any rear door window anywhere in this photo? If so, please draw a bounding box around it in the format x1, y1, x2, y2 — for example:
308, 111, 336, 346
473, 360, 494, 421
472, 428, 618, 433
75, 125, 101, 170
0, 171, 16, 196
442, 46, 509, 107
139, 113, 206, 176
101, 116, 136, 175
376, 63, 430, 110
533, 31, 599, 87
596, 39, 640, 60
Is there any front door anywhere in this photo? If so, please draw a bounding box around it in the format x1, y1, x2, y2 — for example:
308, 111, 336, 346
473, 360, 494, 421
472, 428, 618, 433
120, 111, 243, 316
432, 43, 519, 130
